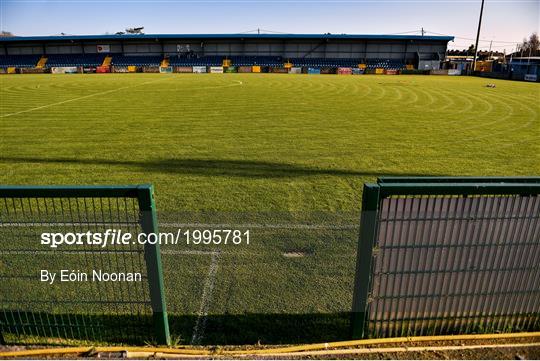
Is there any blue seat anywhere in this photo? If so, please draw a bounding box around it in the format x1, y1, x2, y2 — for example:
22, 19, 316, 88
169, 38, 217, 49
0, 55, 41, 68
46, 54, 106, 67
111, 55, 162, 66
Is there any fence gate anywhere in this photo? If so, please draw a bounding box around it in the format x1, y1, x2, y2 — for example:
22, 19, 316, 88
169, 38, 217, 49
0, 185, 170, 345
352, 177, 540, 338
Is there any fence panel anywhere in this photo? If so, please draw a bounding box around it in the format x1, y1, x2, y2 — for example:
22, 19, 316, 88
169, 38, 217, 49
352, 180, 540, 338
0, 185, 170, 345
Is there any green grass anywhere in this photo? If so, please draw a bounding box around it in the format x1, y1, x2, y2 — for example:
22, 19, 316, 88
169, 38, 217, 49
1, 74, 538, 211
0, 73, 539, 345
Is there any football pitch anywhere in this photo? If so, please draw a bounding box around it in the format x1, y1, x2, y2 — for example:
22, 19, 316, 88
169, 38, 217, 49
1, 74, 539, 345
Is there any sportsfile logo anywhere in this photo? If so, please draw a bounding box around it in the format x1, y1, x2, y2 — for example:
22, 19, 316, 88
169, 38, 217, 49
40, 229, 251, 248
41, 229, 134, 248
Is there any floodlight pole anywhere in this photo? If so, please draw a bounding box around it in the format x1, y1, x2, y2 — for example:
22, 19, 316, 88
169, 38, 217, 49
472, 0, 485, 73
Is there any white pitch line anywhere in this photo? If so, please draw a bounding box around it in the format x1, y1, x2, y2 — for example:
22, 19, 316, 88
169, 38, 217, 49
0, 77, 173, 118
1, 78, 243, 118
0, 250, 219, 256
161, 223, 357, 230
191, 250, 221, 345
0, 222, 358, 230
197, 80, 243, 89
161, 250, 219, 256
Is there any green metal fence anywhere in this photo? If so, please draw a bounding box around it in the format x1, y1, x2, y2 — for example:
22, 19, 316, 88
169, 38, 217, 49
352, 177, 540, 338
0, 185, 170, 345
2, 179, 538, 345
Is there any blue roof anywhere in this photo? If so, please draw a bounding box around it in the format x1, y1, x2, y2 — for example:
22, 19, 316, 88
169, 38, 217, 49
0, 33, 454, 42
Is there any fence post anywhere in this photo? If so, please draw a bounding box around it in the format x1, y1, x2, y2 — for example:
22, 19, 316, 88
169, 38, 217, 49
351, 184, 381, 339
138, 185, 171, 346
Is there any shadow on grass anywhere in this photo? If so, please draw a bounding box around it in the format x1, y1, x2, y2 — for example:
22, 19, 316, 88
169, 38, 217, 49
0, 156, 436, 179
0, 311, 155, 346
183, 312, 351, 345
0, 310, 350, 346
3, 310, 538, 346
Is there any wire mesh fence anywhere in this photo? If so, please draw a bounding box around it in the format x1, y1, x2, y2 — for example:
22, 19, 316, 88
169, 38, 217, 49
0, 185, 168, 345
352, 179, 540, 338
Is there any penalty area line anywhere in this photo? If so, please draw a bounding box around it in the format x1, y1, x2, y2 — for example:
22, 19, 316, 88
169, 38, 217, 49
191, 250, 221, 345
0, 77, 173, 118
161, 222, 357, 230
0, 221, 358, 230
0, 250, 220, 256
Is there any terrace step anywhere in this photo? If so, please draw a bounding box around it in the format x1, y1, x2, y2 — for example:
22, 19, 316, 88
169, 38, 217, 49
102, 55, 112, 67
36, 56, 48, 69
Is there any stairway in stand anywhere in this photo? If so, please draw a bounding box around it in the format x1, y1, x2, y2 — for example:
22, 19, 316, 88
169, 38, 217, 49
36, 56, 48, 68
102, 55, 112, 67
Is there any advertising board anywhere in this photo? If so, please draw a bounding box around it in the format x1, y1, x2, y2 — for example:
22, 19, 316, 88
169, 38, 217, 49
175, 66, 193, 73
51, 67, 78, 74
289, 67, 302, 74
159, 66, 173, 73
96, 66, 111, 73
193, 66, 207, 73
338, 67, 353, 75
210, 66, 224, 73
238, 66, 252, 73
97, 45, 110, 53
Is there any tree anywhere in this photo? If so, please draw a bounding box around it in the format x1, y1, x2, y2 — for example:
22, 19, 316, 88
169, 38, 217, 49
467, 44, 476, 55
0, 31, 14, 37
518, 32, 539, 54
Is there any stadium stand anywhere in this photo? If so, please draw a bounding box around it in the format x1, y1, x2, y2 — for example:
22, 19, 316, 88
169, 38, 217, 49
168, 55, 282, 67
111, 55, 162, 66
0, 53, 407, 70
168, 55, 220, 66
228, 56, 282, 66
45, 54, 107, 67
0, 55, 41, 68
168, 55, 403, 68
287, 58, 405, 69
1, 34, 454, 73
289, 58, 359, 67
365, 58, 406, 69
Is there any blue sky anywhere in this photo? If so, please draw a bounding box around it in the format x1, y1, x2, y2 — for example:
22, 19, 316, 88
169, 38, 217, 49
1, 0, 538, 51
